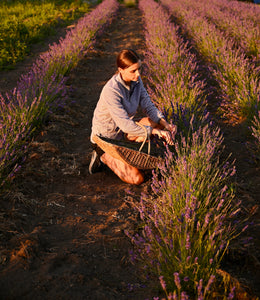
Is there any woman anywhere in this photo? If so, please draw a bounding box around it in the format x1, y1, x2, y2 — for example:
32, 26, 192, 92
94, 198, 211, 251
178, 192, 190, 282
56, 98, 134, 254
89, 49, 176, 185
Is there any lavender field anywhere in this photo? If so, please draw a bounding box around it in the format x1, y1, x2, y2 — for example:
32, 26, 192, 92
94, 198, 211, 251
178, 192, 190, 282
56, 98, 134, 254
0, 0, 259, 299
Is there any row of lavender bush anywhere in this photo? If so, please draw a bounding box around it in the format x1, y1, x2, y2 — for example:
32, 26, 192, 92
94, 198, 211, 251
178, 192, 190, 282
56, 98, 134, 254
174, 0, 259, 59
161, 0, 260, 156
142, 0, 206, 120
126, 0, 246, 298
0, 0, 119, 189
207, 0, 260, 26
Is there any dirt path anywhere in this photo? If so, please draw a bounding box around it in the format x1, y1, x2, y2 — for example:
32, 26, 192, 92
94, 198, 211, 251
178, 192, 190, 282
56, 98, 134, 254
0, 5, 156, 300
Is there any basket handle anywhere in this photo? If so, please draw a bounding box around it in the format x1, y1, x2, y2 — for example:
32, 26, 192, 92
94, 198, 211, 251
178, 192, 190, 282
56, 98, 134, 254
135, 122, 151, 157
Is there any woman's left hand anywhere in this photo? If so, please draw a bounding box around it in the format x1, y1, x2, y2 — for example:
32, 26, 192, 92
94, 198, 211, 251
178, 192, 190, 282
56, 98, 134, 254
159, 118, 177, 135
156, 130, 174, 145
164, 123, 177, 135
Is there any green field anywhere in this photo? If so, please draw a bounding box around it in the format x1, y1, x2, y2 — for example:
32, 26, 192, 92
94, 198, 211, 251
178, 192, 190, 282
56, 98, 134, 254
0, 0, 90, 69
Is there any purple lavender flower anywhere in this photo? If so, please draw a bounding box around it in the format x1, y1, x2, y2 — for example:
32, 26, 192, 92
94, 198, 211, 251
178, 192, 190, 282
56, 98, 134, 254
181, 291, 189, 300
174, 272, 181, 290
185, 234, 191, 250
159, 275, 167, 290
197, 279, 203, 299
228, 286, 236, 299
204, 275, 215, 293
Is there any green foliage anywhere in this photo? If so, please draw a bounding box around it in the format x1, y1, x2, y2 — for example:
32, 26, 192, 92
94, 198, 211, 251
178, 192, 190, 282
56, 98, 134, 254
123, 0, 137, 7
0, 0, 90, 69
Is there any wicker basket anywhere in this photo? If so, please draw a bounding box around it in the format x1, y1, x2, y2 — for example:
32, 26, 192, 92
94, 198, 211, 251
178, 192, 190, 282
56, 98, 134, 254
92, 134, 164, 169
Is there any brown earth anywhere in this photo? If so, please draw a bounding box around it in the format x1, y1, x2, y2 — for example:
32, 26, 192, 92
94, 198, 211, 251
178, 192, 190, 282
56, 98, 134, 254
0, 3, 259, 300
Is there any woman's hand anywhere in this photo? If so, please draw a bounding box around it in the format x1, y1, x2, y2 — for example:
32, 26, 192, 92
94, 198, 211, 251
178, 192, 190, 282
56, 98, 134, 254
152, 128, 174, 145
164, 123, 177, 135
159, 119, 177, 135
159, 130, 174, 145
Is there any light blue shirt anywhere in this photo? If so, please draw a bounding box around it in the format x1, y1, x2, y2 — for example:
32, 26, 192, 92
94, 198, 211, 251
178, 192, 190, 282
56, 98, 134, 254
90, 73, 164, 142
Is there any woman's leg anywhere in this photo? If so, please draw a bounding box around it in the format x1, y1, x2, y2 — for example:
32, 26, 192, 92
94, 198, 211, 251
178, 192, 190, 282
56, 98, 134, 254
96, 117, 159, 184
101, 152, 144, 185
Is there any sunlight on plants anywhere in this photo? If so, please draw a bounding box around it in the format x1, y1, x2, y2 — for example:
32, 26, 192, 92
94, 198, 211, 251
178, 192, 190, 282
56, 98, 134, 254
0, 0, 90, 69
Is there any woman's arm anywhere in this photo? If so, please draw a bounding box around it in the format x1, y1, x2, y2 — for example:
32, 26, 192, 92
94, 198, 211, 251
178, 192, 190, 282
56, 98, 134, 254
159, 118, 177, 132
105, 88, 152, 137
152, 118, 177, 145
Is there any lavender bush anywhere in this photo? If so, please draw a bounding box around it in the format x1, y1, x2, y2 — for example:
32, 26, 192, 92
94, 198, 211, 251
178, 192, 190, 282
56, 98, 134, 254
205, 0, 260, 26
126, 112, 241, 298
125, 0, 247, 298
139, 0, 206, 116
0, 0, 119, 188
161, 0, 260, 126
168, 0, 260, 59
139, 0, 209, 144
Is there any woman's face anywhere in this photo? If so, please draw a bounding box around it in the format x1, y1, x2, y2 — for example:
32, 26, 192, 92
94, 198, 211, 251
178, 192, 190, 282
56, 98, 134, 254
119, 60, 142, 85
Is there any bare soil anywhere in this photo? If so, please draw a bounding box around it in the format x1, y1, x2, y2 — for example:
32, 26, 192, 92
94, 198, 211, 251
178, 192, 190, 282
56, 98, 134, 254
0, 4, 259, 300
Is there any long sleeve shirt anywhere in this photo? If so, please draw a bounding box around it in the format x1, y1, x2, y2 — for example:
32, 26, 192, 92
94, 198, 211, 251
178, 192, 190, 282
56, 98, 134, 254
90, 73, 164, 142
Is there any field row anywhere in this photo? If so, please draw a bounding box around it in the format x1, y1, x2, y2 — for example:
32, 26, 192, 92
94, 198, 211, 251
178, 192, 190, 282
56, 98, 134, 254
126, 0, 252, 298
168, 0, 260, 59
161, 0, 260, 154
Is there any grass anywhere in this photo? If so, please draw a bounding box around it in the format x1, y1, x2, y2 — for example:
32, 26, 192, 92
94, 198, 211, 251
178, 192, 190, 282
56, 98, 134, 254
0, 0, 90, 69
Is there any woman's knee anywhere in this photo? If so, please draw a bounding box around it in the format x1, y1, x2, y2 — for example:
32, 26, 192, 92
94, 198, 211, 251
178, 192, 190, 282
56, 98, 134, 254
135, 173, 144, 185
130, 171, 144, 185
119, 167, 144, 185
101, 153, 144, 185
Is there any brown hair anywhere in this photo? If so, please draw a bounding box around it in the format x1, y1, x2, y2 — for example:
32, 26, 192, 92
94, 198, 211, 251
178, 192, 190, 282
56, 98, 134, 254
116, 49, 140, 69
